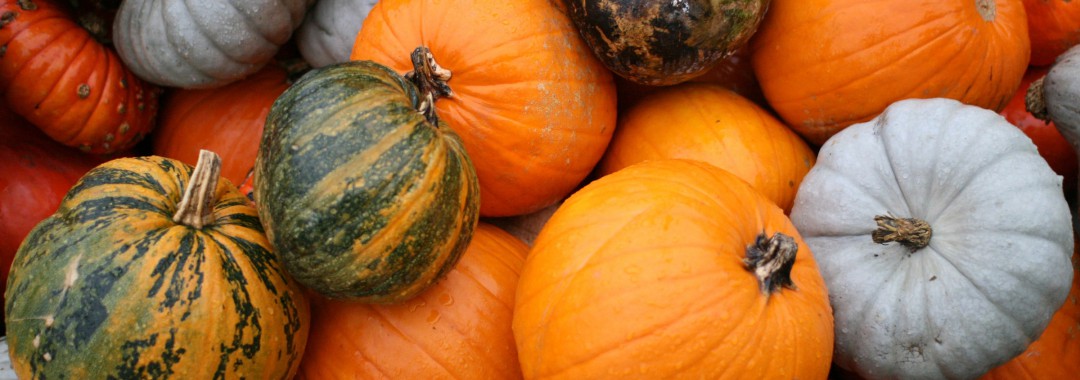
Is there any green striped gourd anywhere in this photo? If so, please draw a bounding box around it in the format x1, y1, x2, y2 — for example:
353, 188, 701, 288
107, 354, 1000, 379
254, 58, 480, 303
5, 150, 310, 379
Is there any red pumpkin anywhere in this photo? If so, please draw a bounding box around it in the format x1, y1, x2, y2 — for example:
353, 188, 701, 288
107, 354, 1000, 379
1023, 0, 1080, 66
1000, 66, 1077, 197
0, 0, 160, 154
152, 63, 292, 185
0, 106, 101, 333
297, 223, 527, 379
351, 0, 617, 217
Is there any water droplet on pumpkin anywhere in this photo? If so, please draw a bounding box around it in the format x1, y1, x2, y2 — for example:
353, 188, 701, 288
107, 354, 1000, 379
438, 293, 454, 306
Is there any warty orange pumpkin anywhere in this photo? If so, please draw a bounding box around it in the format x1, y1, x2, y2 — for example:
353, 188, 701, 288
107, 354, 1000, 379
513, 159, 834, 379
351, 0, 618, 217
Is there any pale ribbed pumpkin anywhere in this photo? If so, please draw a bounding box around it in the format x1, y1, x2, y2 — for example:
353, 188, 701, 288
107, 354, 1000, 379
5, 151, 311, 379
351, 0, 617, 217
297, 223, 527, 379
514, 159, 834, 379
598, 83, 814, 213
254, 60, 480, 302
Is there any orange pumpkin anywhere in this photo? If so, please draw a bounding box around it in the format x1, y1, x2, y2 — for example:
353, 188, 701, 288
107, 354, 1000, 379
297, 223, 527, 379
514, 159, 834, 379
979, 248, 1080, 380
599, 83, 814, 213
751, 0, 1030, 145
151, 63, 292, 185
1023, 0, 1080, 66
351, 0, 617, 217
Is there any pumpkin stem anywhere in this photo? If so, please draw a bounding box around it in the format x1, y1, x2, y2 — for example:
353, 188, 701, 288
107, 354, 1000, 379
405, 46, 453, 125
975, 0, 995, 21
173, 150, 222, 229
743, 232, 798, 296
1026, 76, 1050, 122
872, 214, 932, 252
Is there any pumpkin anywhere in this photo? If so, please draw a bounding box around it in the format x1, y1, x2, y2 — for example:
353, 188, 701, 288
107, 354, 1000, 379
0, 0, 160, 154
254, 60, 480, 302
297, 222, 527, 379
563, 0, 769, 86
5, 150, 311, 379
1023, 0, 1080, 66
789, 98, 1074, 380
614, 46, 766, 110
295, 0, 378, 68
151, 62, 293, 186
598, 83, 815, 213
112, 0, 312, 89
1029, 44, 1080, 209
514, 159, 834, 379
0, 109, 101, 335
351, 0, 617, 217
1000, 66, 1077, 198
980, 248, 1080, 380
751, 0, 1030, 146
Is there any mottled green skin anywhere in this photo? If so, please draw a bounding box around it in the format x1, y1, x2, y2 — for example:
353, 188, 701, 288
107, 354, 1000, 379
5, 156, 310, 379
567, 0, 769, 85
255, 60, 481, 303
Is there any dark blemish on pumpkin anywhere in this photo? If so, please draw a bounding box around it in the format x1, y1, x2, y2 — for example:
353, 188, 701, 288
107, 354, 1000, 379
16, 0, 36, 11
0, 12, 16, 29
117, 103, 127, 114
0, 45, 6, 58
137, 102, 145, 111
119, 78, 128, 89
103, 133, 114, 143
77, 84, 91, 99
119, 122, 131, 135
788, 180, 795, 187
79, 144, 92, 152
929, 275, 937, 281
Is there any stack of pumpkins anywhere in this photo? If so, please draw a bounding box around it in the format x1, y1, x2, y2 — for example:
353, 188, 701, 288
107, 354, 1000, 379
1, 0, 1079, 379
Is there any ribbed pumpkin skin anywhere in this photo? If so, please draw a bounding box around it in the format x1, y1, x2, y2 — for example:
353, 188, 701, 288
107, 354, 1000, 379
297, 223, 527, 379
5, 156, 311, 379
352, 0, 617, 217
1023, 0, 1080, 66
514, 159, 834, 379
255, 60, 480, 302
598, 83, 815, 213
751, 0, 1030, 145
981, 252, 1080, 380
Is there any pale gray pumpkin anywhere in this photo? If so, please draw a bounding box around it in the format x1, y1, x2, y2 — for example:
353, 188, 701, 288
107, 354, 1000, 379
113, 0, 314, 89
296, 0, 379, 68
790, 98, 1074, 380
1033, 44, 1080, 212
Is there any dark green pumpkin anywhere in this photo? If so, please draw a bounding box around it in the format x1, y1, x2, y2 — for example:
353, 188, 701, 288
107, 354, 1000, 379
567, 0, 769, 86
5, 151, 310, 379
254, 59, 480, 303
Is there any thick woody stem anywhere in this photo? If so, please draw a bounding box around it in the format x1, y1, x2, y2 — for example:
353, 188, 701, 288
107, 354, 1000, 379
744, 232, 798, 296
405, 46, 453, 125
872, 214, 932, 252
173, 150, 222, 229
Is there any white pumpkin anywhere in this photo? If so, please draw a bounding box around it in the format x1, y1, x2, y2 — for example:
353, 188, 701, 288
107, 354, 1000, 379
1036, 44, 1080, 207
296, 0, 379, 68
112, 0, 314, 89
790, 98, 1074, 380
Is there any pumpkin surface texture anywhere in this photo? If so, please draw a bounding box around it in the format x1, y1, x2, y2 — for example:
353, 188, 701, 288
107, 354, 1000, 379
598, 83, 815, 213
295, 0, 377, 68
1022, 0, 1080, 66
297, 222, 527, 379
564, 0, 770, 86
151, 62, 293, 185
0, 0, 160, 154
5, 150, 311, 379
351, 0, 617, 217
254, 60, 480, 302
751, 0, 1030, 145
789, 98, 1074, 380
112, 0, 313, 89
513, 159, 834, 379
